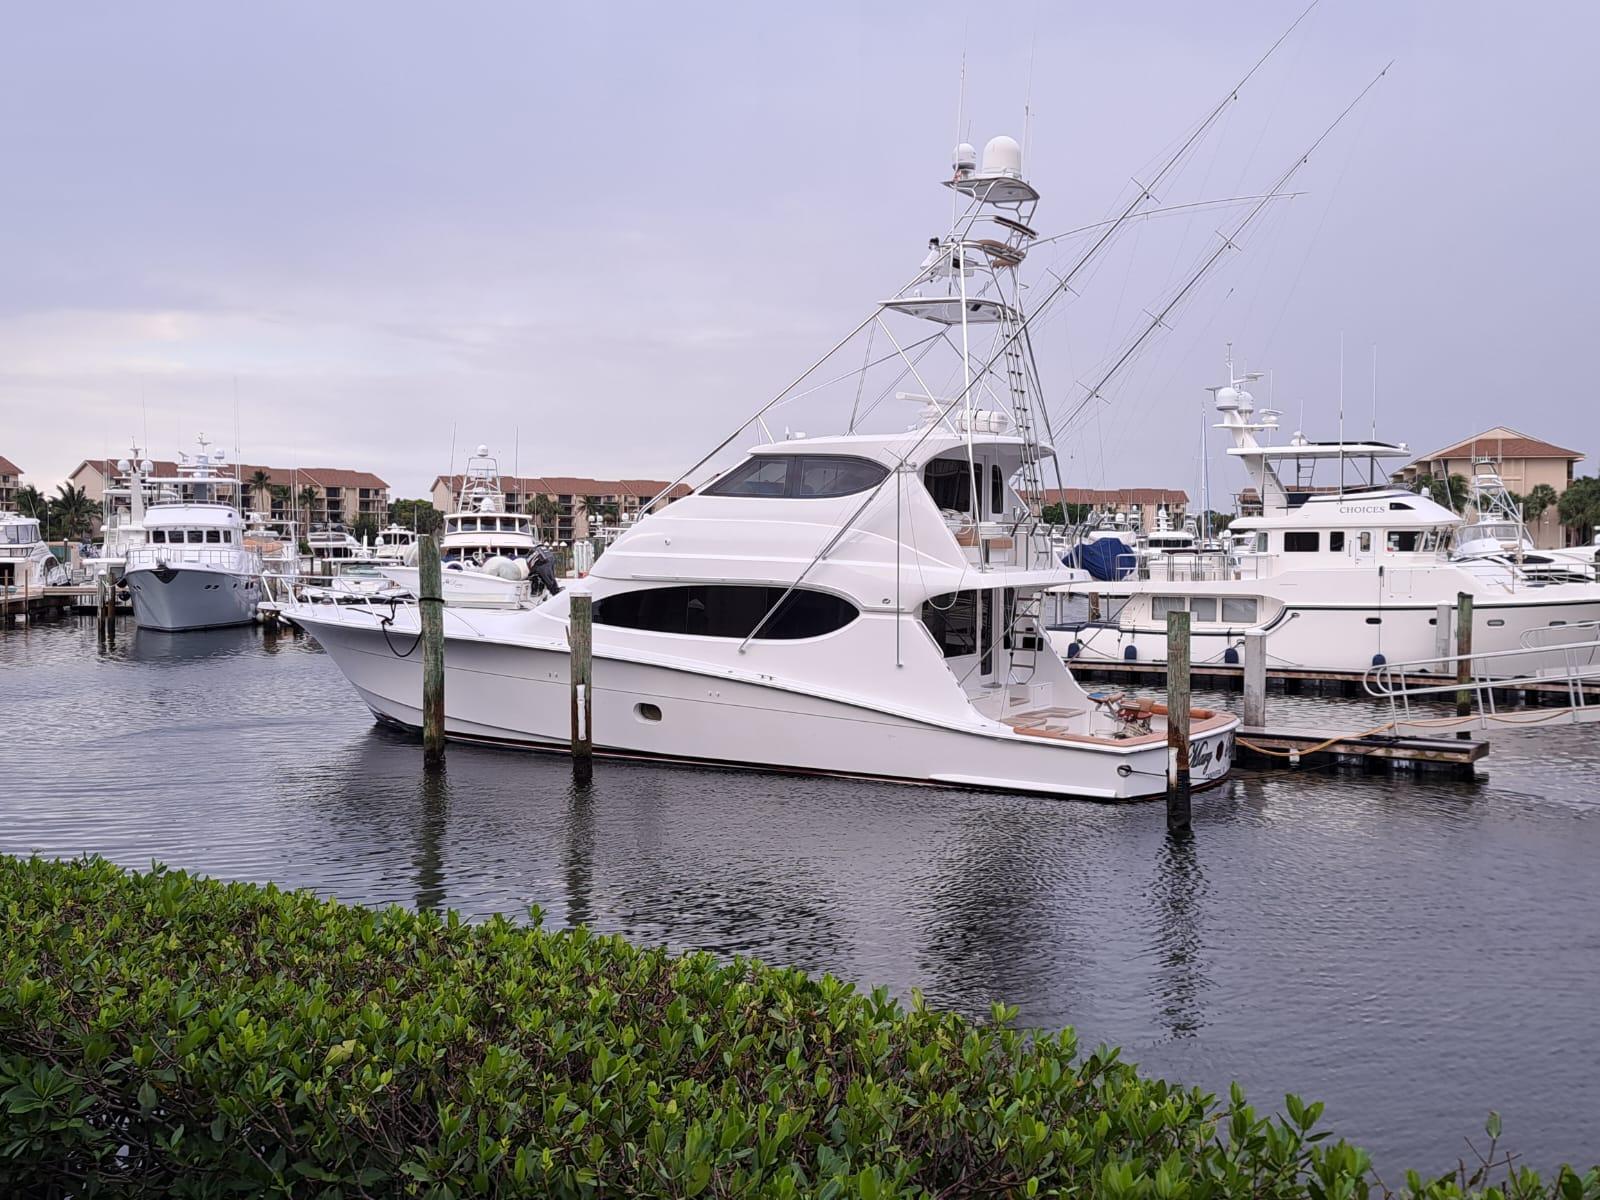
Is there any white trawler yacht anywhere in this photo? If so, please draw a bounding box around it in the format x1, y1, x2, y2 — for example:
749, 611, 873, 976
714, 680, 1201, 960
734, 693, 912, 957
1050, 354, 1600, 674
288, 134, 1241, 799
122, 437, 262, 630
0, 511, 67, 591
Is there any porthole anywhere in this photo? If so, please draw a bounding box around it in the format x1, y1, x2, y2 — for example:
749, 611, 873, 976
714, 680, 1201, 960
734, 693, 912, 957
635, 702, 662, 723
1365, 617, 1382, 625
1486, 618, 1505, 627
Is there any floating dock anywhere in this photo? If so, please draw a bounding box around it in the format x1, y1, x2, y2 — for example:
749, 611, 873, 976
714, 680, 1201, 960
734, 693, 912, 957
1233, 726, 1487, 777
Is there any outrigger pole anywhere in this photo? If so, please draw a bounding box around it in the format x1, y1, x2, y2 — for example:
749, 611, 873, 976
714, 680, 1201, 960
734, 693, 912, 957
1057, 60, 1394, 436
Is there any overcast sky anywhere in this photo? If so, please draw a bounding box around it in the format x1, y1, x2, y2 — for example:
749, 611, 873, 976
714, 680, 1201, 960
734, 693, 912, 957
2, 2, 1595, 501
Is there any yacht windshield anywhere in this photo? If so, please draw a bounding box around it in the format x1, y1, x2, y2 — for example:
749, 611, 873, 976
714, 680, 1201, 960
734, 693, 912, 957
2, 521, 40, 544
706, 455, 888, 499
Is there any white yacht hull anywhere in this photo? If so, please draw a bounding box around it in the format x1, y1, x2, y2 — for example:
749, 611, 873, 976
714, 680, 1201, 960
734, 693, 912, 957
125, 565, 261, 631
1053, 593, 1600, 675
291, 608, 1236, 801
377, 566, 533, 607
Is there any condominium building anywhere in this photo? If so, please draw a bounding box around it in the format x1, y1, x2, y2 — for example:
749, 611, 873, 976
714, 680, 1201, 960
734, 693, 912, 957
0, 457, 20, 511
67, 457, 389, 533
1037, 487, 1191, 532
1393, 427, 1587, 549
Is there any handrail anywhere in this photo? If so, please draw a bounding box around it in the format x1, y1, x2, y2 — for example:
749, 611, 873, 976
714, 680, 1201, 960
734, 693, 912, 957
1362, 629, 1600, 732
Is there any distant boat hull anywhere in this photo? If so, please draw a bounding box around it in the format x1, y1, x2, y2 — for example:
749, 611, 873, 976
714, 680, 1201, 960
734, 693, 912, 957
125, 564, 261, 630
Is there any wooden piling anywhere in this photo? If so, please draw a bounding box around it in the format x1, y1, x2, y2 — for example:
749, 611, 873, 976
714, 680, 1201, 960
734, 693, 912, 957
1166, 610, 1192, 832
1087, 592, 1101, 622
1455, 591, 1474, 739
1242, 629, 1266, 728
569, 592, 593, 781
419, 534, 446, 767
1434, 602, 1452, 668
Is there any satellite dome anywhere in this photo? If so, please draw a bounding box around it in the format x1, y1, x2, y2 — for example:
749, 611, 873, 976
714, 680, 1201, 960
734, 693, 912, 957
116, 458, 131, 473
476, 444, 489, 457
140, 459, 154, 474
952, 142, 977, 173
981, 135, 1023, 178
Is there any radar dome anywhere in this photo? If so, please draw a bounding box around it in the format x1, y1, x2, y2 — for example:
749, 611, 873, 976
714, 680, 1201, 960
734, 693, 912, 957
116, 458, 131, 473
952, 142, 977, 173
140, 459, 154, 474
476, 444, 489, 457
981, 135, 1023, 178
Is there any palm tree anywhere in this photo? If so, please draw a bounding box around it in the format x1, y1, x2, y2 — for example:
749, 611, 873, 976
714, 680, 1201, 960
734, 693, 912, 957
249, 469, 272, 513
1523, 483, 1559, 528
14, 484, 48, 520
269, 483, 291, 514
532, 495, 562, 541
297, 484, 320, 530
49, 483, 98, 541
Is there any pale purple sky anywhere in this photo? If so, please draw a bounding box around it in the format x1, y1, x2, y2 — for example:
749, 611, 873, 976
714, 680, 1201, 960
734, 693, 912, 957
2, 2, 1595, 500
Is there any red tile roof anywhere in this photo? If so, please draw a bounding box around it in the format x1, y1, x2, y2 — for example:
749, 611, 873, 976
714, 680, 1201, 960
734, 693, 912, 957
0, 456, 22, 476
69, 458, 387, 489
1039, 487, 1189, 506
432, 474, 687, 501
1414, 428, 1585, 463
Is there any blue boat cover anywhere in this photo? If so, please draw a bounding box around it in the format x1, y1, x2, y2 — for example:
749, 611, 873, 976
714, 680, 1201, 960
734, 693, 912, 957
1065, 538, 1133, 581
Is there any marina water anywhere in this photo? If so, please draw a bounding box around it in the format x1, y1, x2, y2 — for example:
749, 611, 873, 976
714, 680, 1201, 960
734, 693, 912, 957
4, 615, 1597, 1173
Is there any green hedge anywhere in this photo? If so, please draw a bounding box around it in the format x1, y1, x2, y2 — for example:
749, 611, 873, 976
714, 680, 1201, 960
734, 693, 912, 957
0, 856, 1593, 1199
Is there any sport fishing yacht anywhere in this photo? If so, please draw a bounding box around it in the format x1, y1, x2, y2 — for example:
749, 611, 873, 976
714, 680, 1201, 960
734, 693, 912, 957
288, 135, 1240, 799
376, 447, 553, 606
1051, 355, 1600, 674
1452, 458, 1598, 581
0, 511, 67, 591
122, 437, 262, 630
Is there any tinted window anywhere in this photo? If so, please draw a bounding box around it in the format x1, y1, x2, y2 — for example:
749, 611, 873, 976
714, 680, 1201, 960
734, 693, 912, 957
706, 455, 887, 499
706, 457, 791, 497
794, 456, 888, 498
594, 585, 857, 640
1284, 532, 1319, 552
151, 530, 166, 543
205, 529, 221, 543
923, 459, 974, 513
921, 591, 979, 658
1388, 531, 1421, 552
1329, 531, 1345, 552
187, 530, 204, 544
1191, 596, 1217, 622
991, 464, 1004, 514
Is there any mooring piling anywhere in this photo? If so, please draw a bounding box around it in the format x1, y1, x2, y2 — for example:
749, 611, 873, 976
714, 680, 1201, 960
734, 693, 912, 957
419, 534, 445, 768
1166, 610, 1192, 832
1242, 628, 1266, 728
1455, 591, 1474, 740
570, 592, 594, 781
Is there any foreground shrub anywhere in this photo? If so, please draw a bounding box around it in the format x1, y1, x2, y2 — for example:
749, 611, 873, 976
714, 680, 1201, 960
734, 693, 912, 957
0, 856, 1594, 1198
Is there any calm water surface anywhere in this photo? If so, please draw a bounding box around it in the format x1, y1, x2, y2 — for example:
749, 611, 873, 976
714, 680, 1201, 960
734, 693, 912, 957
4, 615, 1597, 1174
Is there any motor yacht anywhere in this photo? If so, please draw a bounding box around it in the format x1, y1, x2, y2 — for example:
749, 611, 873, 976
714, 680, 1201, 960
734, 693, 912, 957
287, 135, 1238, 800
1050, 354, 1600, 674
0, 511, 67, 592
122, 437, 262, 630
370, 523, 419, 564
306, 523, 362, 565
83, 449, 154, 582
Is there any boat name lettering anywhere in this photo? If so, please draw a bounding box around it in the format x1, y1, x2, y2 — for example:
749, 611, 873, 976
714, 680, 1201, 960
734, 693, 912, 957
1338, 505, 1387, 514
